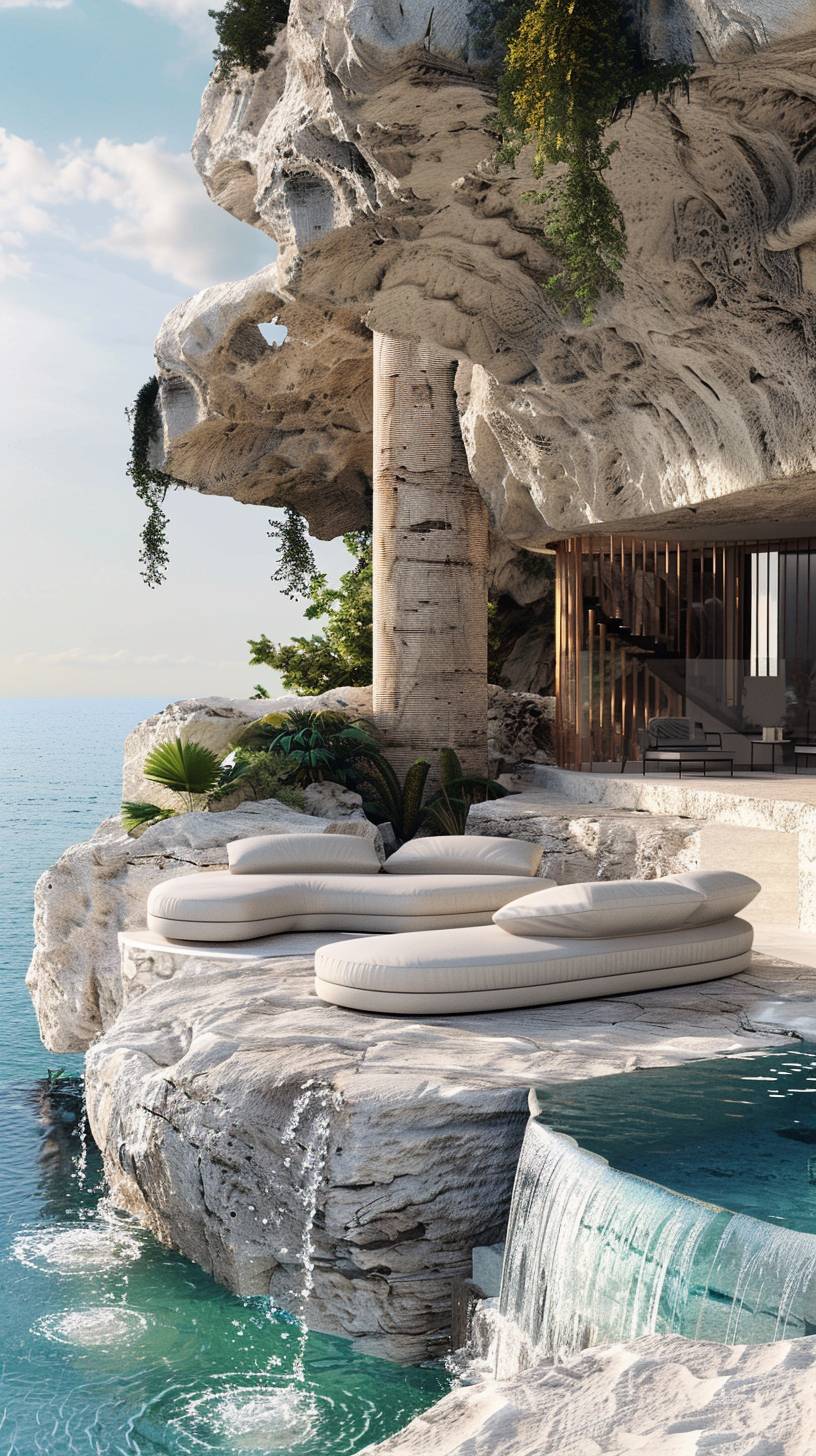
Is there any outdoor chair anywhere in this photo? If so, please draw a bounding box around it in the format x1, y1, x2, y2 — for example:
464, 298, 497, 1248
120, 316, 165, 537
622, 716, 734, 777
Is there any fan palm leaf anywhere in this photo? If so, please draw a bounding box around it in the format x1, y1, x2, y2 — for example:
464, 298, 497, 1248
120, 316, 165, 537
142, 738, 224, 810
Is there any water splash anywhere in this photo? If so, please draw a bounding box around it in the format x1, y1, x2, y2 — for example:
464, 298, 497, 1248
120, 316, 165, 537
279, 1080, 339, 1383
495, 1119, 816, 1376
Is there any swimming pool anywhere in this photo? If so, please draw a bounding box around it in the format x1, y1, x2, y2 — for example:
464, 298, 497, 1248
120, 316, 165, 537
497, 1045, 816, 1369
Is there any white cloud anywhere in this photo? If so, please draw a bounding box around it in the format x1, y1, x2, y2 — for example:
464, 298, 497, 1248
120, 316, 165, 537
123, 0, 215, 38
0, 128, 267, 287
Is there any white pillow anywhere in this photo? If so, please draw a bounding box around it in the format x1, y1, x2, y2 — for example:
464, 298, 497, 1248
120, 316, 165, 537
228, 832, 381, 876
384, 835, 544, 878
663, 871, 759, 926
493, 877, 705, 938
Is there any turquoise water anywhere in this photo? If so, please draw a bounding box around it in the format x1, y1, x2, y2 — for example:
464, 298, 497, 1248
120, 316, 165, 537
496, 1050, 816, 1365
0, 698, 447, 1455
534, 1046, 816, 1233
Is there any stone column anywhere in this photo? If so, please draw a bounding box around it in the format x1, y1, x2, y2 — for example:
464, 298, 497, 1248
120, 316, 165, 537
372, 333, 489, 777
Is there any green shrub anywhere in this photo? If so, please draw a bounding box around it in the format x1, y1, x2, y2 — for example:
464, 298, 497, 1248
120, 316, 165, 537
210, 0, 289, 82
241, 708, 381, 787
208, 746, 305, 810
491, 0, 690, 321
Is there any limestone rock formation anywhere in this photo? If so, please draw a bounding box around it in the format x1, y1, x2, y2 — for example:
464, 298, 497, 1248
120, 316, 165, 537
86, 936, 806, 1362
154, 0, 816, 553
26, 798, 382, 1053
363, 1332, 816, 1454
469, 791, 701, 883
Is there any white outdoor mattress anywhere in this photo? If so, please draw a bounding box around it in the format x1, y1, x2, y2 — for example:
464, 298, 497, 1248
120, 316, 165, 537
314, 918, 754, 1014
147, 870, 542, 942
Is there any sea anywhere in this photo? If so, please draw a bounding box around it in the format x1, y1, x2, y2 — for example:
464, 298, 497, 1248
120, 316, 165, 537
0, 697, 446, 1455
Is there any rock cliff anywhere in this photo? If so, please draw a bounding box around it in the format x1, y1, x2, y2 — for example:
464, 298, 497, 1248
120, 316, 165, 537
155, 0, 816, 553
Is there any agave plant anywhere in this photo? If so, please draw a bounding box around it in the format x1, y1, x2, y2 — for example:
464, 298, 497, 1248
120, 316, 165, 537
241, 709, 380, 787
120, 736, 226, 833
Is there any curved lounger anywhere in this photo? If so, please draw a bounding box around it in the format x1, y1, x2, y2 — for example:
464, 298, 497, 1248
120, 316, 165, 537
147, 871, 541, 942
314, 917, 754, 1014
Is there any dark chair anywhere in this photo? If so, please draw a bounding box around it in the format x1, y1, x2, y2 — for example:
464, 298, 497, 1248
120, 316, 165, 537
622, 716, 734, 777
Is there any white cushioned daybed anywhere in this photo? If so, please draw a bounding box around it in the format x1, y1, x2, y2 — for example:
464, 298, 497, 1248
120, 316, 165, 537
146, 832, 547, 943
314, 871, 758, 1014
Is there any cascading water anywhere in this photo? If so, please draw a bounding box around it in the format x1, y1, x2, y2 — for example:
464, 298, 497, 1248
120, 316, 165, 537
495, 1088, 816, 1378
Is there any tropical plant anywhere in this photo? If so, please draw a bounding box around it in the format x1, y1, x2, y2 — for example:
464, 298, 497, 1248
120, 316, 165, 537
422, 748, 509, 835
210, 0, 289, 82
357, 757, 432, 845
488, 0, 690, 322
121, 737, 227, 832
120, 800, 176, 834
207, 747, 305, 810
126, 377, 182, 588
249, 531, 372, 694
358, 747, 509, 843
241, 709, 381, 787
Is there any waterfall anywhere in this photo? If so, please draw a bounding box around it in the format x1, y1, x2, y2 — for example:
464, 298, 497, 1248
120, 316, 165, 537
494, 1118, 816, 1377
279, 1080, 338, 1383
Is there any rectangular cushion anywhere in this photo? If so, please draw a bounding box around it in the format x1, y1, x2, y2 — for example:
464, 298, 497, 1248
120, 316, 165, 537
384, 835, 545, 878
662, 870, 760, 926
228, 832, 381, 876
493, 877, 704, 939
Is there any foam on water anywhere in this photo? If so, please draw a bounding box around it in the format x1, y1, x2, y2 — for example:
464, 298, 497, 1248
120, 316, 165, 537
12, 1221, 142, 1275
174, 1384, 318, 1451
36, 1307, 149, 1347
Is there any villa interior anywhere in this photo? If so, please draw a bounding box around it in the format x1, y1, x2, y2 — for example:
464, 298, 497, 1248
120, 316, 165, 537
554, 527, 816, 772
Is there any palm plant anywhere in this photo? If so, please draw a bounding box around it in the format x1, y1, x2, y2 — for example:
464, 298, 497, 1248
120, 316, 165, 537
241, 709, 381, 787
121, 737, 226, 833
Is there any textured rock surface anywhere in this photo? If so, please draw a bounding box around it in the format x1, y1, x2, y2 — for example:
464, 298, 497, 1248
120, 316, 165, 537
302, 780, 367, 819
86, 940, 813, 1362
26, 799, 382, 1053
363, 1333, 816, 1454
155, 0, 816, 549
487, 688, 554, 772
469, 792, 701, 883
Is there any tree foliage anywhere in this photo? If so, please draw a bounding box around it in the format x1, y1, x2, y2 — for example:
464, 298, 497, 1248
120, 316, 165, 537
490, 0, 690, 322
126, 377, 181, 589
250, 531, 372, 694
210, 0, 289, 82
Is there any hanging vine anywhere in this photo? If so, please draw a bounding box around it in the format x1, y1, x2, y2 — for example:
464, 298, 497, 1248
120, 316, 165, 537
268, 506, 318, 599
126, 377, 181, 589
482, 0, 691, 322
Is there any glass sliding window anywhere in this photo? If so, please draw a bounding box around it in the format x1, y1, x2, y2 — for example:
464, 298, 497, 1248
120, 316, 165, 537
749, 550, 780, 677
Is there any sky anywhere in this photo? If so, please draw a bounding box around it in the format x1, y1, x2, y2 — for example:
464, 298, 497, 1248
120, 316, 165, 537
0, 0, 351, 700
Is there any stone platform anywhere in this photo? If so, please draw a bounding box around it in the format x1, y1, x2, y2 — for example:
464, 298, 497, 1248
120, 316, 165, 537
87, 932, 816, 1363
